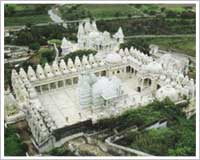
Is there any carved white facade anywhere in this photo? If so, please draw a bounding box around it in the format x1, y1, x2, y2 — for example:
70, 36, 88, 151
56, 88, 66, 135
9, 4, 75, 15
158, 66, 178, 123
61, 20, 124, 55
9, 22, 195, 153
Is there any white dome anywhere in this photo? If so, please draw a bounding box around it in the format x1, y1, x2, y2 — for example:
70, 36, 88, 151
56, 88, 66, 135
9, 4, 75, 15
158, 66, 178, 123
93, 77, 109, 95
92, 76, 121, 99
144, 61, 162, 74
106, 52, 122, 64
156, 85, 179, 101
89, 31, 100, 38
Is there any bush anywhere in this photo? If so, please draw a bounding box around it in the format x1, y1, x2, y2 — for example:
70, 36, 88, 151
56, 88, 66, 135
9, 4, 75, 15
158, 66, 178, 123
114, 99, 195, 156
64, 49, 97, 63
120, 39, 150, 55
5, 4, 52, 17
5, 126, 26, 156
4, 63, 13, 87
48, 39, 62, 47
59, 5, 92, 21
12, 24, 76, 46
165, 10, 179, 18
29, 42, 40, 51
48, 147, 75, 156
180, 11, 195, 19
38, 48, 56, 65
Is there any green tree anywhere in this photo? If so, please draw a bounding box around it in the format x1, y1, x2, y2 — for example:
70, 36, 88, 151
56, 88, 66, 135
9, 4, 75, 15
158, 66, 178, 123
29, 42, 40, 51
38, 48, 56, 65
5, 5, 15, 16
15, 31, 34, 46
5, 127, 26, 156
49, 147, 75, 156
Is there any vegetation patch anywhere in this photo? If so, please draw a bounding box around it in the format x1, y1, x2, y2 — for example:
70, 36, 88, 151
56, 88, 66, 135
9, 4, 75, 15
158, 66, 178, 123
97, 17, 195, 36
64, 49, 97, 63
5, 4, 52, 17
6, 24, 77, 46
17, 47, 56, 73
102, 98, 196, 156
78, 4, 143, 19
59, 4, 195, 20
5, 4, 52, 26
48, 146, 75, 156
122, 36, 195, 57
5, 14, 51, 26
5, 126, 26, 156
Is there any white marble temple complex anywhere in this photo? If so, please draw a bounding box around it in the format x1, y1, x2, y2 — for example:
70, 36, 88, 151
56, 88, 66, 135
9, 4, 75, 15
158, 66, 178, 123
61, 21, 124, 55
9, 21, 195, 152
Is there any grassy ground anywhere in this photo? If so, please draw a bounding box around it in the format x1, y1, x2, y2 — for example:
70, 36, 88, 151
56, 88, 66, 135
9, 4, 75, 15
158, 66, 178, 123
125, 36, 195, 57
5, 126, 26, 156
5, 4, 36, 11
78, 4, 143, 19
60, 4, 195, 20
5, 4, 52, 26
5, 14, 51, 26
147, 37, 196, 57
158, 4, 195, 12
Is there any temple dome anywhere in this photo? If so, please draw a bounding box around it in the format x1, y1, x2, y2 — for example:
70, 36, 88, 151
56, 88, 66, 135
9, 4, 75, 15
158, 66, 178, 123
89, 31, 100, 38
156, 85, 179, 101
92, 76, 122, 99
144, 61, 162, 74
105, 52, 122, 64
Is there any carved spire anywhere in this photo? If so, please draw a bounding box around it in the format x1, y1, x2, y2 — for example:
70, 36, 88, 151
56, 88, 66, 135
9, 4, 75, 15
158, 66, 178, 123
75, 56, 81, 67
77, 23, 85, 38
19, 68, 27, 80
36, 64, 45, 79
92, 21, 98, 31
52, 60, 61, 75
27, 66, 37, 81
59, 59, 68, 74
44, 63, 53, 78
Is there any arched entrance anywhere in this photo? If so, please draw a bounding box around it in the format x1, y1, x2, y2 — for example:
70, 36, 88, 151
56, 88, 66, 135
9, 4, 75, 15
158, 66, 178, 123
143, 78, 152, 87
137, 86, 141, 92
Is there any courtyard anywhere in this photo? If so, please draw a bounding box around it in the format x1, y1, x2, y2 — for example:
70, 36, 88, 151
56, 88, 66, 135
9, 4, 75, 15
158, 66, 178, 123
37, 74, 151, 129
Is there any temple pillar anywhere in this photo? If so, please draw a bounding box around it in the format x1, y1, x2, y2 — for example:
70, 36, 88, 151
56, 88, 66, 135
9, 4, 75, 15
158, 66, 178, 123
40, 86, 43, 94
56, 82, 58, 89
141, 79, 144, 90
48, 84, 50, 91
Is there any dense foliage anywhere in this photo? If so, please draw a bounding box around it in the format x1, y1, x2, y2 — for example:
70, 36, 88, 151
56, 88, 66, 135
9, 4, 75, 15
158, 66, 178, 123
5, 4, 52, 26
4, 47, 56, 87
120, 39, 150, 55
5, 4, 52, 17
5, 126, 26, 156
48, 39, 62, 47
48, 147, 75, 156
5, 15, 51, 27
4, 63, 13, 88
11, 25, 68, 46
6, 24, 77, 46
59, 4, 195, 20
116, 114, 196, 156
59, 4, 92, 20
97, 17, 195, 36
63, 49, 97, 62
121, 36, 195, 57
104, 98, 196, 156
18, 47, 56, 72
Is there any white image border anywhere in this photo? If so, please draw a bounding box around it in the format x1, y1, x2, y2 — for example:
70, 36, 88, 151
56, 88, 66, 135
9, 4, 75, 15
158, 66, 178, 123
1, 0, 199, 160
